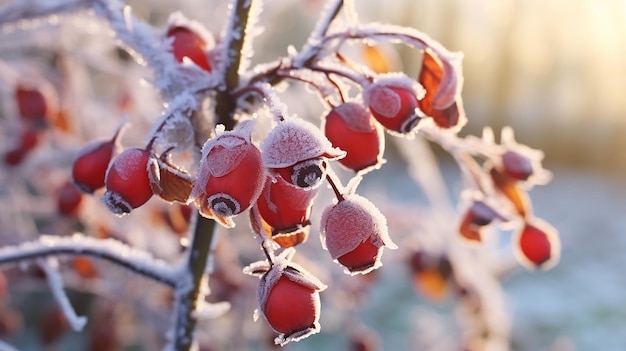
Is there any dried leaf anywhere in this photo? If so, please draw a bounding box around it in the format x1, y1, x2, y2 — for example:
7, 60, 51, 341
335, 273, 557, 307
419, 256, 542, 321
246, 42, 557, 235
363, 45, 390, 74
155, 157, 194, 203
417, 49, 460, 128
489, 167, 530, 217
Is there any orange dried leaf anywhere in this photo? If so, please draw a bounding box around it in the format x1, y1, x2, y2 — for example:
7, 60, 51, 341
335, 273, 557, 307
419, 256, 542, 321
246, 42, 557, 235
413, 269, 449, 302
363, 45, 390, 74
490, 167, 529, 217
155, 157, 194, 203
72, 256, 99, 279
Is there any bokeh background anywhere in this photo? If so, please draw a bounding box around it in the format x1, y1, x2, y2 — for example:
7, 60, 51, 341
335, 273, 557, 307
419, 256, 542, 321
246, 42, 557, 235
1, 0, 625, 350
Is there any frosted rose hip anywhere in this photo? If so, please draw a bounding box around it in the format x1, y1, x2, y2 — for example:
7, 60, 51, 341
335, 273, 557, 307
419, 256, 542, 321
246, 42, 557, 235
192, 124, 264, 227
322, 103, 384, 172
363, 76, 422, 134
320, 194, 396, 275
102, 147, 154, 215
166, 26, 212, 72
254, 260, 326, 345
72, 138, 119, 193
514, 220, 560, 270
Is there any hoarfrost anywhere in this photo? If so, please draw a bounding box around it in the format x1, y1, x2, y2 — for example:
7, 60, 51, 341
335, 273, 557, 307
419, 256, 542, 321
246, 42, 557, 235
331, 102, 376, 133
110, 147, 147, 181
261, 118, 345, 168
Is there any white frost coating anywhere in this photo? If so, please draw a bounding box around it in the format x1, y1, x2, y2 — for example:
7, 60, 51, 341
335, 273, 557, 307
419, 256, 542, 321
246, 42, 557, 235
110, 147, 147, 181
39, 258, 88, 332
145, 93, 197, 151
0, 0, 91, 28
0, 233, 178, 285
165, 11, 215, 48
293, 0, 344, 67
261, 118, 345, 168
331, 102, 376, 132
192, 301, 231, 320
320, 193, 396, 260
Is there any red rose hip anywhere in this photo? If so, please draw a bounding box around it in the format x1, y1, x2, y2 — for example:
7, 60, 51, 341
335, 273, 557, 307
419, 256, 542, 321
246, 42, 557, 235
323, 103, 384, 173
102, 147, 154, 215
363, 75, 422, 134
166, 26, 212, 72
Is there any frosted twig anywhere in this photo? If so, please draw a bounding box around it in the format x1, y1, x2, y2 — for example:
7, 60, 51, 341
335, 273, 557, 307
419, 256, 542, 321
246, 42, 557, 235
0, 0, 91, 28
38, 258, 88, 332
0, 234, 178, 287
0, 340, 19, 351
295, 0, 344, 67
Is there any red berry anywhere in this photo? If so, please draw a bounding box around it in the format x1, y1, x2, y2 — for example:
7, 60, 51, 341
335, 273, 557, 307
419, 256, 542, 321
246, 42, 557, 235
72, 136, 119, 193
321, 194, 396, 275
501, 150, 534, 181
4, 148, 26, 166
256, 263, 326, 345
364, 77, 421, 134
263, 275, 317, 334
15, 86, 47, 121
515, 220, 560, 270
323, 103, 384, 172
57, 181, 83, 216
166, 26, 212, 72
192, 125, 264, 226
255, 174, 317, 244
102, 147, 154, 215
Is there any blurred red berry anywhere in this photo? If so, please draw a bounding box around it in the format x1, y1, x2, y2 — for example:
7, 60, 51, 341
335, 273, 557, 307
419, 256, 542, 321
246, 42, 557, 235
57, 181, 83, 216
321, 194, 396, 275
14, 84, 57, 125
192, 125, 264, 226
515, 220, 560, 270
458, 201, 501, 243
364, 77, 421, 134
72, 133, 120, 193
102, 147, 154, 215
166, 26, 212, 72
323, 103, 384, 172
501, 150, 534, 181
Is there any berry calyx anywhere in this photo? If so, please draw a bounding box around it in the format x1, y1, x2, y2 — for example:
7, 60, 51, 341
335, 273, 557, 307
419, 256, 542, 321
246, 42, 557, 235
323, 103, 384, 173
102, 147, 154, 215
166, 26, 212, 72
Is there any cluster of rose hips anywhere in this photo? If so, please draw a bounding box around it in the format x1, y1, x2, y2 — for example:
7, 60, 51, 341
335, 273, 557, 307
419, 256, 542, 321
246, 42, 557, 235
458, 131, 559, 270
4, 82, 58, 167
58, 18, 556, 345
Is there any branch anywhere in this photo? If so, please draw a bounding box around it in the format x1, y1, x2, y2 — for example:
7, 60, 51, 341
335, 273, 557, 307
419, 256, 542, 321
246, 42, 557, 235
171, 214, 217, 351
0, 234, 178, 287
39, 258, 88, 332
0, 0, 91, 28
